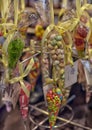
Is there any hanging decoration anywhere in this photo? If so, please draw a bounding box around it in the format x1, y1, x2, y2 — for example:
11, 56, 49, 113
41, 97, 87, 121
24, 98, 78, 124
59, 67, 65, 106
46, 87, 63, 129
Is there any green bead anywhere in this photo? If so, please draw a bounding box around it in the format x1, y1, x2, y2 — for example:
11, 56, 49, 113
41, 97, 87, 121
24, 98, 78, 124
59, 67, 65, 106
51, 39, 57, 46
56, 88, 62, 94
55, 35, 62, 41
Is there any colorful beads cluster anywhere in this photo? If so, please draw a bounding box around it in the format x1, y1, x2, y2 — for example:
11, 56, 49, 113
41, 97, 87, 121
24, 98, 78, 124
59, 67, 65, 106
74, 14, 89, 57
46, 87, 63, 129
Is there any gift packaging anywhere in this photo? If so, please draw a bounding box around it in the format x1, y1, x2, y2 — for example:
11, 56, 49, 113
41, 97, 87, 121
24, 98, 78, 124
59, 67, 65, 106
46, 87, 63, 129
19, 81, 32, 119
65, 60, 78, 88
34, 0, 51, 26
73, 12, 89, 58
2, 83, 20, 111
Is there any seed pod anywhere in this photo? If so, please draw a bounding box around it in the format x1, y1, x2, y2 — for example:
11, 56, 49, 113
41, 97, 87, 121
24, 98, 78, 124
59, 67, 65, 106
53, 60, 60, 65
57, 41, 62, 47
57, 49, 62, 54
54, 45, 58, 50
51, 50, 56, 55
59, 63, 64, 68
52, 54, 57, 60
48, 44, 53, 50
51, 40, 57, 46
58, 54, 62, 60
50, 34, 56, 40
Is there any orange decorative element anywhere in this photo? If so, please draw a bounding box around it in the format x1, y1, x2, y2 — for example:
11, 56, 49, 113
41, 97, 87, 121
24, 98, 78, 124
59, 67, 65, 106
35, 25, 44, 39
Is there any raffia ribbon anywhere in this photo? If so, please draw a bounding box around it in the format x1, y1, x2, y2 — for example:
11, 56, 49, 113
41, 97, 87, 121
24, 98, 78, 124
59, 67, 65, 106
8, 58, 34, 97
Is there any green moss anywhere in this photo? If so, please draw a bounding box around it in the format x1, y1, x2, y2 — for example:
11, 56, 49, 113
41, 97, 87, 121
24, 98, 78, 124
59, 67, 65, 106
8, 38, 24, 69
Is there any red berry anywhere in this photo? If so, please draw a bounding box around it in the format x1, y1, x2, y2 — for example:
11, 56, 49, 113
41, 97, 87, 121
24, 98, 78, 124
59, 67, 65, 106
48, 90, 53, 95
77, 25, 88, 38
74, 38, 84, 46
0, 32, 3, 36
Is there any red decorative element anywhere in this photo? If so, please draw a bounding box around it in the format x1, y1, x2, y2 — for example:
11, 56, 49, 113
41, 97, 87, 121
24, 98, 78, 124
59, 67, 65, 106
74, 32, 85, 51
49, 90, 53, 95
74, 38, 84, 46
19, 81, 32, 119
0, 32, 3, 36
77, 25, 88, 38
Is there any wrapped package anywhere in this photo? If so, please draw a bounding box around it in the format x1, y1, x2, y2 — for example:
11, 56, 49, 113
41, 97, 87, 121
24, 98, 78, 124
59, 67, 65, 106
88, 30, 92, 62
28, 58, 40, 90
0, 0, 36, 120
34, 0, 50, 26
73, 12, 89, 58
19, 80, 32, 119
2, 83, 20, 112
43, 32, 65, 91
46, 87, 63, 129
22, 52, 41, 91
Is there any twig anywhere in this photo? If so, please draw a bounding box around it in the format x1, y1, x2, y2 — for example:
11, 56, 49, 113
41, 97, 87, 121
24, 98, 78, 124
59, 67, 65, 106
21, 52, 41, 63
